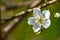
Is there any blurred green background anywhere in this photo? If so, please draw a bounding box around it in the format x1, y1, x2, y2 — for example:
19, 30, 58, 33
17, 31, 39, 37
1, 0, 60, 40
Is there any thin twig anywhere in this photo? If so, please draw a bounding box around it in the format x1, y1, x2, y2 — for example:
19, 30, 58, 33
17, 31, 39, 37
15, 0, 58, 17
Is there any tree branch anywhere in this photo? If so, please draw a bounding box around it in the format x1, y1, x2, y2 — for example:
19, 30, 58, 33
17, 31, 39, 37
2, 0, 58, 23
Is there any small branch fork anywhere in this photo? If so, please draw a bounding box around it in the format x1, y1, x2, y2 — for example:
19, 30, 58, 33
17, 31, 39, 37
1, 0, 58, 39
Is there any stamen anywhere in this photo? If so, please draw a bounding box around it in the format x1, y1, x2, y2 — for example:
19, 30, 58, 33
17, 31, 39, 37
37, 18, 42, 24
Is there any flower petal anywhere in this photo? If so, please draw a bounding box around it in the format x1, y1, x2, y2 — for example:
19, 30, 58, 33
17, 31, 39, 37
28, 17, 35, 25
42, 19, 51, 28
33, 8, 41, 19
32, 23, 41, 32
42, 10, 50, 19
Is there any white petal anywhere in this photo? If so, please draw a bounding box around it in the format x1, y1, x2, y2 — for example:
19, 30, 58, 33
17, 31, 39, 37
33, 8, 41, 18
42, 10, 50, 19
32, 23, 41, 32
28, 17, 35, 25
42, 19, 51, 28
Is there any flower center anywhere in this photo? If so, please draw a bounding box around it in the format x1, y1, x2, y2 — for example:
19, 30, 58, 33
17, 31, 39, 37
37, 18, 42, 24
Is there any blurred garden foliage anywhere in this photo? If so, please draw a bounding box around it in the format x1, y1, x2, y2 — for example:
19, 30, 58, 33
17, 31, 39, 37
1, 0, 60, 40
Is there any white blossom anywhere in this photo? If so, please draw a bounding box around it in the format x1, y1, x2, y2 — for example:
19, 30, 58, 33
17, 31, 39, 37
28, 8, 51, 33
54, 12, 60, 18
